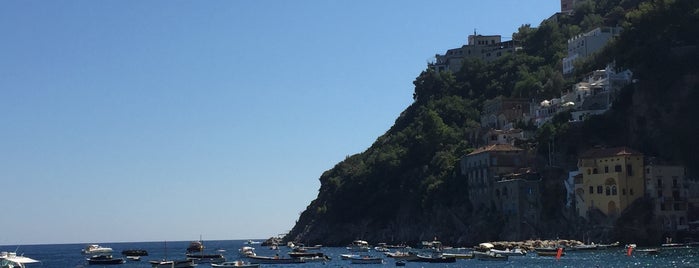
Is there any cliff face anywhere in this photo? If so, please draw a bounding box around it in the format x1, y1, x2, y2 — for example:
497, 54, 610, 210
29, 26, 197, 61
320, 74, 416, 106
285, 0, 699, 246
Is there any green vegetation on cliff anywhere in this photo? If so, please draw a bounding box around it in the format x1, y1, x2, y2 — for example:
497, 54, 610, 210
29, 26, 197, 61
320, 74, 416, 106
286, 0, 699, 246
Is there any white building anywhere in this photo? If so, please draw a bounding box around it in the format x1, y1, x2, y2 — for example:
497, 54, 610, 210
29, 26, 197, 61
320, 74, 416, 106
562, 27, 622, 75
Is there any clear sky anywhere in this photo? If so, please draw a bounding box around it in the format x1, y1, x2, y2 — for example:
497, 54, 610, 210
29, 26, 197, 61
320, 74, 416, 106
0, 1, 559, 245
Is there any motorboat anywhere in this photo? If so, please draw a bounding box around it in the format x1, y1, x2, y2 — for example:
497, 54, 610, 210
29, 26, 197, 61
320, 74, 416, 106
347, 240, 370, 252
0, 252, 40, 268
86, 255, 126, 265
440, 252, 474, 259
475, 251, 508, 261
186, 241, 204, 253
407, 254, 456, 263
185, 252, 226, 264
125, 256, 141, 261
149, 259, 196, 268
384, 251, 419, 261
238, 246, 256, 257
348, 255, 383, 264
489, 248, 527, 256
569, 244, 598, 251
211, 260, 260, 267
82, 244, 113, 255
340, 254, 359, 260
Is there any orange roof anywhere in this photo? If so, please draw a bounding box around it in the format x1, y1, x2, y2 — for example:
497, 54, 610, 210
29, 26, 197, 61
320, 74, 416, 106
467, 144, 523, 156
579, 146, 642, 159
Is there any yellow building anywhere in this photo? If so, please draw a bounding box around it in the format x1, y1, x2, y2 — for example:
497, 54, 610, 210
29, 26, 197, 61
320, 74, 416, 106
574, 147, 644, 218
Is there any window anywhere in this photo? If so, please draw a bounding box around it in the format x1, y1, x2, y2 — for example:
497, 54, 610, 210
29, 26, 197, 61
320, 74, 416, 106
593, 168, 598, 174
630, 188, 634, 195
657, 179, 663, 188
589, 186, 594, 194
615, 165, 622, 172
627, 164, 633, 176
606, 187, 611, 196
597, 186, 603, 194
658, 190, 663, 197
622, 188, 626, 195
612, 186, 617, 195
605, 166, 609, 173
673, 178, 678, 188
674, 203, 680, 211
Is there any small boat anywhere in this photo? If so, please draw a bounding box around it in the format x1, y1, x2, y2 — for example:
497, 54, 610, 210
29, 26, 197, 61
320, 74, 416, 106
636, 248, 660, 255
347, 240, 370, 252
247, 255, 304, 264
239, 246, 256, 257
441, 252, 474, 259
82, 244, 113, 255
288, 251, 326, 258
0, 252, 40, 268
211, 260, 260, 267
490, 248, 527, 256
121, 249, 148, 256
340, 254, 359, 260
385, 251, 419, 261
186, 241, 204, 253
349, 255, 383, 264
475, 251, 508, 261
395, 260, 406, 266
87, 255, 126, 265
407, 254, 456, 263
597, 241, 621, 249
149, 259, 196, 268
126, 256, 141, 261
185, 252, 226, 264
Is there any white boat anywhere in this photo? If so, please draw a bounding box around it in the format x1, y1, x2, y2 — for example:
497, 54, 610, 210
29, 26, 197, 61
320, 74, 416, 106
347, 240, 370, 252
489, 248, 527, 256
475, 251, 508, 261
81, 244, 113, 255
349, 255, 383, 264
0, 252, 40, 268
238, 246, 256, 257
211, 260, 260, 267
149, 259, 197, 268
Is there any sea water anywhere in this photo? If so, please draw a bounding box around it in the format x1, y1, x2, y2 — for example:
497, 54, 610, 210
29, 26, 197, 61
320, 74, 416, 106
1, 240, 697, 267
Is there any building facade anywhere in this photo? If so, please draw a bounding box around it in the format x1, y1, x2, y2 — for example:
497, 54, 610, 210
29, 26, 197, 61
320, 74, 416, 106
432, 34, 520, 73
480, 97, 530, 130
574, 147, 645, 218
645, 163, 689, 232
562, 27, 622, 75
460, 144, 529, 210
494, 172, 541, 241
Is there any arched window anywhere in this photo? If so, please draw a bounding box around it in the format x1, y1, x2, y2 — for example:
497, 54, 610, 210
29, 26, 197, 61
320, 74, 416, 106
612, 186, 617, 195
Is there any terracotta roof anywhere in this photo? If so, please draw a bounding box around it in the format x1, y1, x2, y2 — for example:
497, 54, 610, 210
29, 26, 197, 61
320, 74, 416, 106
467, 144, 523, 156
579, 146, 642, 159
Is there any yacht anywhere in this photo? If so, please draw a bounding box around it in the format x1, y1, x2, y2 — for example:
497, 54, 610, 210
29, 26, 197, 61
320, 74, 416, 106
81, 244, 113, 255
0, 252, 40, 268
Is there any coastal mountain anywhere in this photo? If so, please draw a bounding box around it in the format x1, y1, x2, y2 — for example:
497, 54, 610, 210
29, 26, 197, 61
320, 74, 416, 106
285, 0, 699, 246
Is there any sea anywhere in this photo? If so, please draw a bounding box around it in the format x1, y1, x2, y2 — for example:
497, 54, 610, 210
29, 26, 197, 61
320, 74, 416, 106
1, 240, 697, 268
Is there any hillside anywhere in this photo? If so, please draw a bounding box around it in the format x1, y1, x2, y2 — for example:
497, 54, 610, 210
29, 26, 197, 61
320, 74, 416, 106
284, 0, 699, 246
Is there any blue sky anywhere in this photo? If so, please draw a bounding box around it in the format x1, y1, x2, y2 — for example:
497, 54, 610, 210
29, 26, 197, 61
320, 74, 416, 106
0, 1, 559, 245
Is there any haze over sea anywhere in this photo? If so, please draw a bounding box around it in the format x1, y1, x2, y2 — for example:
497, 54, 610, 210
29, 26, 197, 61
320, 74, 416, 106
2, 240, 697, 267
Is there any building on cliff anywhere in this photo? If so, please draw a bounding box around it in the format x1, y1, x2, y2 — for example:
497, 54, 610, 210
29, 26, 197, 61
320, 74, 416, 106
481, 97, 530, 130
460, 144, 531, 211
431, 34, 520, 73
493, 171, 542, 241
562, 27, 622, 75
644, 160, 690, 233
574, 147, 645, 219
